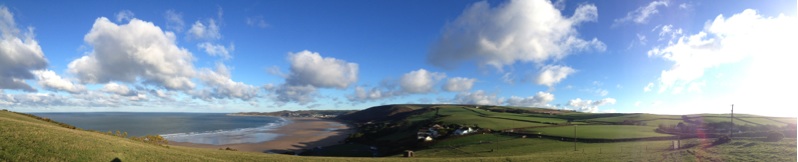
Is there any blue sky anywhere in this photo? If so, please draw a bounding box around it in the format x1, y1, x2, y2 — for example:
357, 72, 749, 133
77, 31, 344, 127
0, 0, 795, 116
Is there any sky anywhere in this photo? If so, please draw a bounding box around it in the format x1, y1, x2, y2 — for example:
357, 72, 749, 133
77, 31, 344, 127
0, 0, 796, 116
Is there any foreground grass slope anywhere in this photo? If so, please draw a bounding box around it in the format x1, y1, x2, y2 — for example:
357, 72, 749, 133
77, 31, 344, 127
1, 111, 397, 161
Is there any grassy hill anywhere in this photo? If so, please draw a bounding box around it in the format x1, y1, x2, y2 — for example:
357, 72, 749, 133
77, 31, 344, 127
2, 105, 796, 161
336, 104, 796, 160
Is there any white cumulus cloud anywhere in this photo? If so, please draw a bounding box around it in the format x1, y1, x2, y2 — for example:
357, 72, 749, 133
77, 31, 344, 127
535, 65, 575, 87
188, 19, 221, 40
268, 50, 358, 105
449, 90, 502, 105
347, 86, 397, 102
442, 77, 476, 92
31, 70, 85, 94
266, 84, 317, 105
101, 82, 136, 96
286, 50, 358, 89
428, 0, 605, 70
197, 42, 234, 59
68, 17, 196, 90
400, 69, 446, 93
193, 63, 259, 101
505, 91, 555, 107
647, 9, 797, 93
568, 98, 616, 113
0, 6, 47, 92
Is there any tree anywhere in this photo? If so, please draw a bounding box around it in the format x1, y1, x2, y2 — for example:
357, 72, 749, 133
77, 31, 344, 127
676, 122, 686, 133
766, 131, 784, 142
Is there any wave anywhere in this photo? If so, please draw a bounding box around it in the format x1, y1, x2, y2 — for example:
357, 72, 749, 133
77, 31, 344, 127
161, 117, 291, 145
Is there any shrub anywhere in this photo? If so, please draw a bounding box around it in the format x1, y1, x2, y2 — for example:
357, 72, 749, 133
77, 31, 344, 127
219, 147, 238, 151
713, 135, 731, 145
766, 131, 784, 142
130, 135, 169, 146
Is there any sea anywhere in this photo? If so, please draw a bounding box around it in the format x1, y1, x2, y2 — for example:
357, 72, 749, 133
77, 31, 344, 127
32, 112, 289, 145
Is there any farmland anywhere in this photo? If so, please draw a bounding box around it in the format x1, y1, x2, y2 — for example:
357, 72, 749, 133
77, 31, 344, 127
2, 104, 796, 161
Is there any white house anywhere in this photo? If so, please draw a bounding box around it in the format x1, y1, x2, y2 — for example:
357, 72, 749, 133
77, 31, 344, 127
454, 127, 474, 135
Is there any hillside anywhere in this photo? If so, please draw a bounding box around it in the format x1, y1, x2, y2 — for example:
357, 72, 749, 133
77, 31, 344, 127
2, 106, 796, 161
333, 104, 796, 160
336, 104, 430, 123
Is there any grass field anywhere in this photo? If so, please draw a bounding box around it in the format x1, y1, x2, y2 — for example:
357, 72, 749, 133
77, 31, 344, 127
435, 107, 552, 130
411, 134, 796, 161
524, 125, 674, 139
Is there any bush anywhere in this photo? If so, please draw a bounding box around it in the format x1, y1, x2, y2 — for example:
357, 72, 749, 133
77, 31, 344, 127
713, 135, 731, 145
130, 135, 169, 146
219, 147, 238, 151
766, 131, 784, 142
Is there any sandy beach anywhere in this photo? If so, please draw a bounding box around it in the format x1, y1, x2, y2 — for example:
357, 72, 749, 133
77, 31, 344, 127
169, 118, 353, 153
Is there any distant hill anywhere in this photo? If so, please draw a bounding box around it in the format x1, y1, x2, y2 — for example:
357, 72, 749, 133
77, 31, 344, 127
336, 104, 429, 123
230, 110, 356, 118
332, 104, 796, 157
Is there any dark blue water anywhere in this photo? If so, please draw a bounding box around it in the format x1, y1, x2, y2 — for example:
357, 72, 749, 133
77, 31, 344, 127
33, 112, 288, 145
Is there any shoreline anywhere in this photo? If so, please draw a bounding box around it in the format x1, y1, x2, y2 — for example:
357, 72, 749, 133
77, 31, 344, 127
169, 117, 354, 153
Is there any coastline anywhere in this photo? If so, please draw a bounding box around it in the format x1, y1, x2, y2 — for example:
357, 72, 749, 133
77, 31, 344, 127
169, 117, 353, 153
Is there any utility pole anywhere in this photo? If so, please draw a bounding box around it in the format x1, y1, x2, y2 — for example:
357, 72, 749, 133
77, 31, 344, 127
573, 125, 578, 151
730, 104, 734, 138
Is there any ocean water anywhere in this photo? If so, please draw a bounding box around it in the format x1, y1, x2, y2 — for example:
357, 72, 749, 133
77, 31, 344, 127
32, 112, 289, 145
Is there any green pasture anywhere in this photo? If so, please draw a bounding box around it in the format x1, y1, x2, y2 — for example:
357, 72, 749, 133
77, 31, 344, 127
525, 125, 673, 139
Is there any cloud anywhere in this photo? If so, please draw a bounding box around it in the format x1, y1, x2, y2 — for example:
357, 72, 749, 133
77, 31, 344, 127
501, 72, 515, 84
442, 77, 476, 92
348, 69, 451, 102
266, 84, 317, 105
595, 89, 608, 96
678, 3, 689, 10
399, 69, 446, 94
647, 9, 796, 93
115, 10, 134, 22
643, 82, 654, 92
31, 70, 85, 94
552, 0, 566, 10
101, 82, 136, 96
614, 0, 669, 25
188, 19, 221, 40
246, 16, 269, 28
268, 50, 358, 105
534, 65, 575, 87
0, 90, 154, 108
347, 86, 398, 102
428, 0, 605, 70
505, 91, 555, 107
164, 10, 185, 32
0, 6, 47, 92
657, 25, 682, 41
449, 90, 502, 105
68, 17, 196, 90
193, 63, 259, 101
285, 50, 358, 89
197, 42, 234, 59
568, 98, 616, 113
